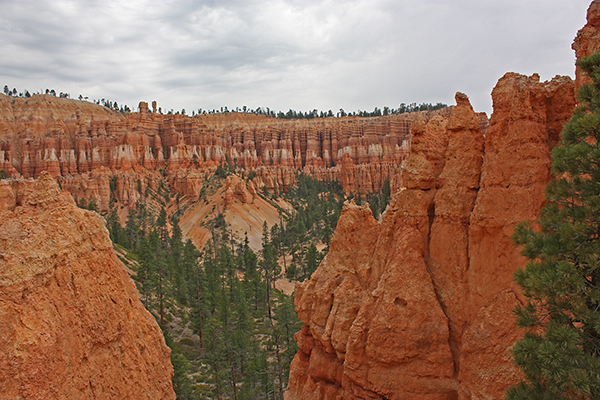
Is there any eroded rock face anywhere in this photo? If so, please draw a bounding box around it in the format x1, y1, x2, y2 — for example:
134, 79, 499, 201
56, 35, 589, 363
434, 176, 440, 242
0, 172, 175, 399
288, 79, 575, 399
573, 0, 600, 90
0, 94, 465, 210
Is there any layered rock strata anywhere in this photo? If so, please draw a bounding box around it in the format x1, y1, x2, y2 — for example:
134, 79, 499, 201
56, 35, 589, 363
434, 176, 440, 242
0, 172, 175, 399
0, 95, 469, 209
287, 77, 575, 399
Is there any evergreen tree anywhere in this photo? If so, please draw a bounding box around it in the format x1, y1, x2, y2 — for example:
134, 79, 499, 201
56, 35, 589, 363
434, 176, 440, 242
381, 178, 391, 212
273, 291, 301, 387
260, 222, 281, 295
507, 52, 600, 399
170, 215, 188, 304
240, 235, 263, 310
303, 244, 321, 280
163, 329, 195, 399
125, 207, 141, 252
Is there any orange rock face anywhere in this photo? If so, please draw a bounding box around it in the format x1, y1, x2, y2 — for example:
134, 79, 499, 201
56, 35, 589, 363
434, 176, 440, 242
0, 172, 175, 399
287, 79, 575, 399
0, 94, 460, 210
573, 0, 600, 90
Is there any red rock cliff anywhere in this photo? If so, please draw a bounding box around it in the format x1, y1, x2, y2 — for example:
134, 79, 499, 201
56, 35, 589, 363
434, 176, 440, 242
0, 95, 466, 210
0, 172, 176, 399
287, 76, 575, 399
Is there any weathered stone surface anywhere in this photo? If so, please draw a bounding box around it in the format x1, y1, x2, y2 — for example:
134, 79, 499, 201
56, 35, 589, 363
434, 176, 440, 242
289, 98, 462, 399
0, 172, 175, 399
573, 0, 600, 90
428, 92, 484, 370
0, 94, 458, 209
287, 78, 575, 399
457, 73, 575, 399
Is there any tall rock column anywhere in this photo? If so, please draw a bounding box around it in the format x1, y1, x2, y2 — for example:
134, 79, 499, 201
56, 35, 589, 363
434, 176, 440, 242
458, 73, 575, 400
289, 107, 457, 399
428, 93, 484, 373
287, 76, 576, 399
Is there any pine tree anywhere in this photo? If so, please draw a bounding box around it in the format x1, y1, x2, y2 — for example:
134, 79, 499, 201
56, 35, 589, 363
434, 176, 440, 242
303, 244, 320, 280
507, 52, 600, 399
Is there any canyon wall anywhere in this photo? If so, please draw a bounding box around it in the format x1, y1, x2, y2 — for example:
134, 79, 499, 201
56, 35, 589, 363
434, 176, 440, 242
287, 75, 576, 399
0, 172, 175, 399
0, 96, 479, 211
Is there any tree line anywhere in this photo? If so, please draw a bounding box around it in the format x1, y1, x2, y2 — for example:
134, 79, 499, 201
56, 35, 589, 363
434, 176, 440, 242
3, 85, 70, 99
2, 84, 446, 121
193, 102, 447, 120
2, 85, 132, 113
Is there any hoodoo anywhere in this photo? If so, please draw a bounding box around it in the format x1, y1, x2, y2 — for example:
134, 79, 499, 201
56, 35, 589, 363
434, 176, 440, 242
287, 75, 576, 399
0, 95, 461, 211
0, 1, 596, 398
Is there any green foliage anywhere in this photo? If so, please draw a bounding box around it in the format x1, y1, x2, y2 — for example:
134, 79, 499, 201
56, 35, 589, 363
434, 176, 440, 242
0, 169, 8, 179
507, 52, 600, 399
269, 173, 343, 281
303, 244, 323, 279
366, 179, 391, 220
106, 195, 301, 399
163, 330, 196, 400
101, 171, 360, 397
76, 197, 97, 212
109, 175, 118, 193
215, 164, 228, 179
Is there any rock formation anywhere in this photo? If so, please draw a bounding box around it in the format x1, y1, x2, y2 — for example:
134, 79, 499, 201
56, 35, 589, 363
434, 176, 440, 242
573, 0, 600, 90
0, 172, 175, 399
179, 174, 282, 252
287, 77, 576, 399
0, 94, 469, 211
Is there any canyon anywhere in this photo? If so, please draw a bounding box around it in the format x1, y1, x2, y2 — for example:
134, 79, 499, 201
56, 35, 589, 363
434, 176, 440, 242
0, 95, 489, 212
0, 0, 597, 398
0, 94, 469, 251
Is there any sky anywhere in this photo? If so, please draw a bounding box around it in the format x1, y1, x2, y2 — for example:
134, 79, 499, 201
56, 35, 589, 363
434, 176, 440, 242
0, 0, 593, 116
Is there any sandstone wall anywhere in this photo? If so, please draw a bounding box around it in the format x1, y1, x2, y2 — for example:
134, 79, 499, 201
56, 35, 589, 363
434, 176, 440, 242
287, 78, 576, 399
0, 95, 468, 209
0, 172, 176, 399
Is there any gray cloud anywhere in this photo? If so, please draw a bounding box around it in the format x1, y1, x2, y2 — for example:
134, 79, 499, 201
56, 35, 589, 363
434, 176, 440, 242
0, 0, 592, 115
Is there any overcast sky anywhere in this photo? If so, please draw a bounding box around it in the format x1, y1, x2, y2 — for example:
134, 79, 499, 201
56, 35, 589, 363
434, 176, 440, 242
0, 0, 592, 116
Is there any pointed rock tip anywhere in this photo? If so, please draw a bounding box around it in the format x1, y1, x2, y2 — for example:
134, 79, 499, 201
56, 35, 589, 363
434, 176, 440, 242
455, 92, 471, 107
